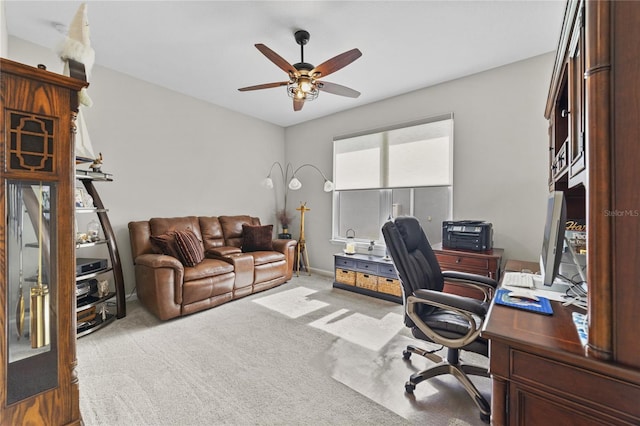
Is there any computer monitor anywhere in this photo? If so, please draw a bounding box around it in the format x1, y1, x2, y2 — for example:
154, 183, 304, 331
540, 191, 567, 286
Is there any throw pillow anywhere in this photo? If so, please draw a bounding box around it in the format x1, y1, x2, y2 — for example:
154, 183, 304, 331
150, 232, 181, 259
242, 224, 274, 252
174, 230, 205, 267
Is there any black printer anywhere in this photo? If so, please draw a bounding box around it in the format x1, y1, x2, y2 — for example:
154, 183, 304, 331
442, 220, 493, 251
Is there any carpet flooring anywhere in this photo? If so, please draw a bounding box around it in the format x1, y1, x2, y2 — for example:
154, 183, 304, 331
77, 274, 490, 425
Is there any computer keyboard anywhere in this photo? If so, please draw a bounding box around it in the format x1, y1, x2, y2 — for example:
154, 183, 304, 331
502, 272, 535, 289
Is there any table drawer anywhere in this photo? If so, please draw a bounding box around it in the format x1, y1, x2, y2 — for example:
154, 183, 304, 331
436, 253, 489, 271
335, 268, 356, 285
335, 256, 356, 269
356, 261, 379, 274
378, 263, 397, 277
356, 272, 378, 291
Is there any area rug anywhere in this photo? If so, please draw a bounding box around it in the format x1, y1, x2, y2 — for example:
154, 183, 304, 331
77, 274, 489, 425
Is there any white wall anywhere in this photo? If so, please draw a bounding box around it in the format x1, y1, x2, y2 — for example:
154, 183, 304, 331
0, 0, 7, 57
285, 52, 555, 274
8, 37, 286, 293
8, 35, 555, 287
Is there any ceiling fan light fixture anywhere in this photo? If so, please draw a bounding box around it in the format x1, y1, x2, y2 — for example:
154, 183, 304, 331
239, 29, 361, 111
287, 77, 319, 101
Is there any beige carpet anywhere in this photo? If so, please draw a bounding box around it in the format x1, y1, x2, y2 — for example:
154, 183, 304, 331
77, 274, 489, 425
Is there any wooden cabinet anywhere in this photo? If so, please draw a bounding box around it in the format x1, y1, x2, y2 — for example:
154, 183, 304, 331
1, 58, 86, 425
545, 0, 640, 367
333, 253, 402, 303
548, 1, 587, 190
484, 1, 640, 424
432, 243, 503, 299
484, 302, 640, 426
432, 243, 503, 280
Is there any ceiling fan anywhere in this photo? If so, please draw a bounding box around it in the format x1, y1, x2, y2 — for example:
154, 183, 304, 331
238, 30, 362, 111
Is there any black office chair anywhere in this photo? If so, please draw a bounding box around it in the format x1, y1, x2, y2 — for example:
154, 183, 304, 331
381, 216, 497, 422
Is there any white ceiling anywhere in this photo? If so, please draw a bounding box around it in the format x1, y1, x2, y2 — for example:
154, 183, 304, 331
4, 1, 566, 127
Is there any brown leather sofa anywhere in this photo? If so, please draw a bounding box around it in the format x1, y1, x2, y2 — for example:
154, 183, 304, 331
128, 215, 297, 320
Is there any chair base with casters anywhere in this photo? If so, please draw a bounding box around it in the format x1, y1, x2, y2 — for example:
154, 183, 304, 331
402, 345, 491, 423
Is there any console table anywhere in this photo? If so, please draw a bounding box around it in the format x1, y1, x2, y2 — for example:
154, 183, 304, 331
333, 253, 401, 303
482, 260, 640, 425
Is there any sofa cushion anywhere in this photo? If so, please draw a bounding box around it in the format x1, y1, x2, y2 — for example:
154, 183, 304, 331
150, 232, 181, 259
175, 230, 205, 267
149, 216, 202, 240
183, 258, 234, 282
242, 224, 274, 252
199, 216, 225, 250
219, 215, 260, 247
250, 250, 286, 266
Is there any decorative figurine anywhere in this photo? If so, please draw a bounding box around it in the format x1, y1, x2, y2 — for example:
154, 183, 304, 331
90, 152, 103, 172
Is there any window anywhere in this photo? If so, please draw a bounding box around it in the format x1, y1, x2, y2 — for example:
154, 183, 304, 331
332, 114, 453, 246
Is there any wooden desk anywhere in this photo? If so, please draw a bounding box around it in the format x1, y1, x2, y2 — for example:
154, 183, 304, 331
503, 259, 539, 274
482, 263, 640, 425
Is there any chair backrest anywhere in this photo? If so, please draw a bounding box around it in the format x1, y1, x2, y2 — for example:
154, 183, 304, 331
382, 216, 445, 318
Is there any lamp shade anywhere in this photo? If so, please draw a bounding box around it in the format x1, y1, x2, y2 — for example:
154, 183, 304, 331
262, 177, 274, 189
288, 177, 302, 190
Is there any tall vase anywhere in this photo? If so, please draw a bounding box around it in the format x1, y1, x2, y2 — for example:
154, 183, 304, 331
278, 226, 291, 239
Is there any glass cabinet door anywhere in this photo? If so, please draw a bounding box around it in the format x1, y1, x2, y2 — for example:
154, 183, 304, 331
5, 180, 58, 405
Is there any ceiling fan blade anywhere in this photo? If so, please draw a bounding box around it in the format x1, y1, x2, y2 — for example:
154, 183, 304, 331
238, 81, 289, 92
311, 48, 362, 78
318, 81, 360, 98
255, 44, 298, 76
293, 98, 305, 111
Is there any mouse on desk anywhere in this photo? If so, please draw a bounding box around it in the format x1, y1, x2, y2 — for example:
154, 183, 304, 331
507, 290, 540, 302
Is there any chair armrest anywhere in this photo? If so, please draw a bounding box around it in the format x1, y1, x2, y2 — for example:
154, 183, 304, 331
413, 289, 488, 317
441, 270, 498, 301
442, 270, 498, 288
407, 289, 487, 349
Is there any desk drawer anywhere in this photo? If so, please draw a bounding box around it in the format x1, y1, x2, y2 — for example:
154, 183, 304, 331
436, 253, 489, 270
356, 272, 378, 291
335, 269, 356, 286
511, 350, 640, 420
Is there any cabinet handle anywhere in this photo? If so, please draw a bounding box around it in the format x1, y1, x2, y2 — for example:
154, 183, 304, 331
456, 257, 462, 264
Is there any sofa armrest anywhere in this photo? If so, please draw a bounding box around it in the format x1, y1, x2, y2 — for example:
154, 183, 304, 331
132, 253, 185, 320
134, 253, 183, 269
217, 252, 255, 289
273, 239, 297, 280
